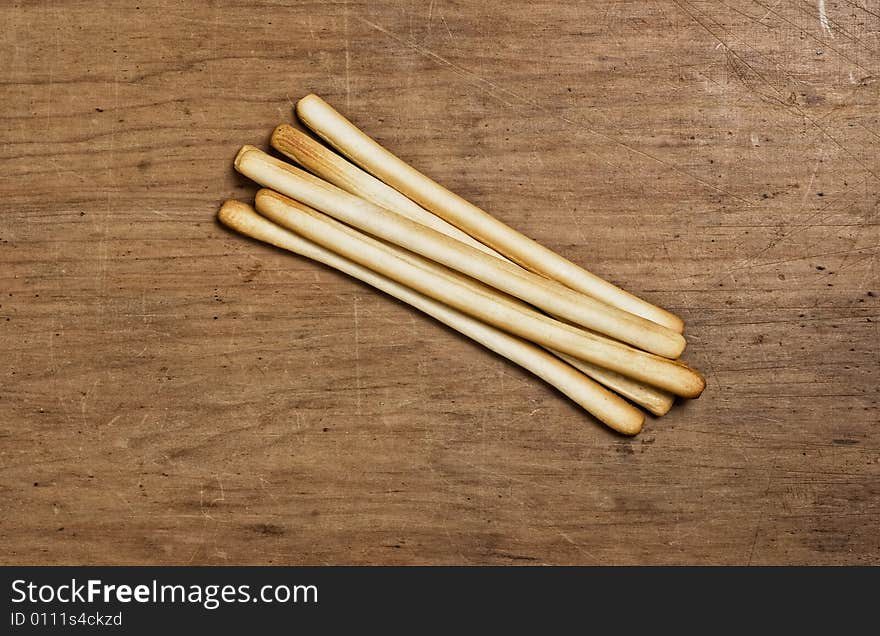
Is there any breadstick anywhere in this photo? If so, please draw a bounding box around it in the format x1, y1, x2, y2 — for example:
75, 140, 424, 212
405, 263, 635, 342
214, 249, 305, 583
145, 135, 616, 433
552, 355, 675, 416
235, 146, 686, 360
295, 93, 685, 333
270, 128, 677, 413
294, 200, 677, 415
254, 189, 705, 398
271, 124, 508, 262
218, 200, 645, 435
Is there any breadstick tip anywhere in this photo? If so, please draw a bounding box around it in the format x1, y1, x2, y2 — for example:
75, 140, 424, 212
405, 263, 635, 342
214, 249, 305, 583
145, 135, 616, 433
670, 331, 687, 359
681, 368, 706, 399
254, 188, 281, 207
693, 374, 707, 398
297, 93, 323, 107
616, 412, 645, 436
296, 93, 326, 120
271, 123, 295, 145
217, 200, 254, 228
668, 314, 686, 334
233, 144, 260, 171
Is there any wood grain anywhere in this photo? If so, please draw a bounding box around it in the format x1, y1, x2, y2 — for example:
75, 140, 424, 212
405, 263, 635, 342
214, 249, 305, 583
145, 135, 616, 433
1, 0, 877, 565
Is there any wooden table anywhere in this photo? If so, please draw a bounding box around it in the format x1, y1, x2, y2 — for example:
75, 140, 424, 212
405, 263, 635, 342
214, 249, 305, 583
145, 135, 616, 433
1, 1, 877, 565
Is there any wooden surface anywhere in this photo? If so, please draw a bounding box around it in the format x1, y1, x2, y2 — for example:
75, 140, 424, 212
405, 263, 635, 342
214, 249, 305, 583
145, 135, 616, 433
1, 1, 878, 565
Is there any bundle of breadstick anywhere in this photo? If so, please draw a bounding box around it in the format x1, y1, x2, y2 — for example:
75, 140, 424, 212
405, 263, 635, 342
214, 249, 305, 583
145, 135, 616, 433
219, 94, 705, 435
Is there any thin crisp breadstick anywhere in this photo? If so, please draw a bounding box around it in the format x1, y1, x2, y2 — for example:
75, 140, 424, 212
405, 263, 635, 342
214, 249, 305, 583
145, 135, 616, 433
299, 199, 677, 415
270, 127, 676, 414
378, 235, 678, 415
295, 93, 685, 333
271, 124, 508, 262
255, 189, 705, 398
218, 200, 645, 435
235, 146, 686, 360
553, 354, 675, 416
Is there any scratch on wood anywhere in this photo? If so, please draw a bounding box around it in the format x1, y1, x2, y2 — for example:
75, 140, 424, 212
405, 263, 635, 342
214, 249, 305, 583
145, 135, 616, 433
344, 0, 351, 110
357, 15, 752, 204
817, 0, 835, 39
353, 296, 363, 415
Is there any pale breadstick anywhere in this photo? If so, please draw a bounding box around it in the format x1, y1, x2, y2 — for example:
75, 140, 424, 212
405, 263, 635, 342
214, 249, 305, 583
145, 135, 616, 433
553, 355, 675, 416
295, 93, 685, 333
235, 146, 686, 360
271, 124, 508, 262
218, 200, 645, 435
270, 127, 676, 414
254, 189, 705, 398
295, 200, 677, 415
